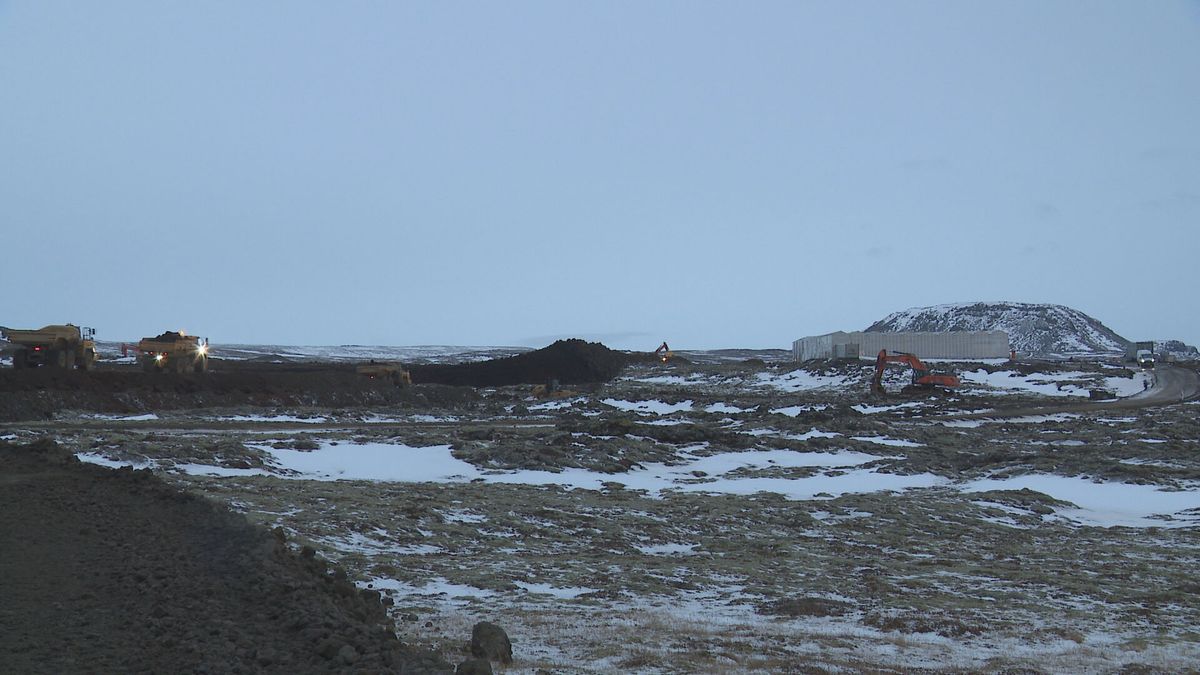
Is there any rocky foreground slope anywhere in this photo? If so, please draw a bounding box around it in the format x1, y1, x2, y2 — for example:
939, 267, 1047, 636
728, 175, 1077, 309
0, 440, 454, 674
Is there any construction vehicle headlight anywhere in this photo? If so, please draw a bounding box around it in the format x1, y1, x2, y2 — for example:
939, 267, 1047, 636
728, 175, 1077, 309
197, 344, 208, 356
155, 354, 164, 362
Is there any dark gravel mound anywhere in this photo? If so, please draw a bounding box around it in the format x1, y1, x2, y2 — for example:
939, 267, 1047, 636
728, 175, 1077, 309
0, 366, 477, 422
409, 339, 629, 387
0, 439, 453, 674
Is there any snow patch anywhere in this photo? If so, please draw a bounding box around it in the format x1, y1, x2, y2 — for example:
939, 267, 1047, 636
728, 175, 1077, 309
756, 370, 854, 392
601, 398, 694, 415
962, 475, 1200, 528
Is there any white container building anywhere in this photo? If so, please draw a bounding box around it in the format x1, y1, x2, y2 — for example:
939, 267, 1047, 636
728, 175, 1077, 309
793, 331, 1009, 361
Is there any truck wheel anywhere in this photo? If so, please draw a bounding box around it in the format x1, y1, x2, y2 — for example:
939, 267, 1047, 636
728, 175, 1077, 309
142, 358, 156, 373
196, 357, 208, 374
52, 349, 67, 369
12, 351, 26, 369
64, 350, 76, 369
79, 349, 94, 371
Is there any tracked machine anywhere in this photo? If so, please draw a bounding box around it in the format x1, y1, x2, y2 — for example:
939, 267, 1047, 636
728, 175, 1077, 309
655, 341, 673, 363
1, 324, 98, 370
870, 349, 960, 395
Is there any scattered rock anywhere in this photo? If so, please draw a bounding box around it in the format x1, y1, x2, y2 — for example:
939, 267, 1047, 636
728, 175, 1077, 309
470, 621, 513, 664
456, 657, 494, 674
337, 644, 359, 665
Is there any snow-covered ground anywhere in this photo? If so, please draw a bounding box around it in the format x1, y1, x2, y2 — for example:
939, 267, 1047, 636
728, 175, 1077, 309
961, 368, 1150, 397
964, 475, 1200, 528
77, 440, 1200, 528
45, 353, 1200, 672
85, 413, 160, 421
756, 369, 855, 392
601, 398, 694, 415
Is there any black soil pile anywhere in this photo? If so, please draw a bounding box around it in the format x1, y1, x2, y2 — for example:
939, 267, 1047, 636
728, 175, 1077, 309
0, 339, 629, 421
0, 439, 453, 674
0, 367, 477, 423
409, 339, 629, 387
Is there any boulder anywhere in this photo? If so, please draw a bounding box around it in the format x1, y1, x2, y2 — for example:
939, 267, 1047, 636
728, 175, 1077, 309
470, 621, 513, 664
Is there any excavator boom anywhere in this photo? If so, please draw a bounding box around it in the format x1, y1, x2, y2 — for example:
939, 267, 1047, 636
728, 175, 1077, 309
871, 349, 960, 394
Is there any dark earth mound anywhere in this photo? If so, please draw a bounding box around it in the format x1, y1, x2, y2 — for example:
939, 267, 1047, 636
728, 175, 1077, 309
409, 339, 629, 387
0, 439, 453, 674
0, 340, 632, 422
0, 365, 477, 423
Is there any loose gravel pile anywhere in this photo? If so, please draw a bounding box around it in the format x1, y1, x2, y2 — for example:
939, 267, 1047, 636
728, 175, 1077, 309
0, 439, 453, 674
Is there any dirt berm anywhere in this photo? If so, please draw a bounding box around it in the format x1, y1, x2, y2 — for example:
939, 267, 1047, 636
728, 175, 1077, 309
409, 338, 630, 387
0, 339, 633, 422
0, 365, 474, 423
0, 439, 454, 674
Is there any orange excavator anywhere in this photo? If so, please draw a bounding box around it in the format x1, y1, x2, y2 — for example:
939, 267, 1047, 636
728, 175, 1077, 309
870, 349, 960, 395
654, 341, 672, 363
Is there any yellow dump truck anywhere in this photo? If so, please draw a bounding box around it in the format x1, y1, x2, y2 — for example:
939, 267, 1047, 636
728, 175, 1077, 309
138, 331, 209, 374
356, 361, 411, 387
1, 324, 98, 370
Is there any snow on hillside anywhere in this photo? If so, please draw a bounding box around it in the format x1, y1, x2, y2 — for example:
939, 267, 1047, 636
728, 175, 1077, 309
1154, 339, 1200, 361
866, 302, 1128, 356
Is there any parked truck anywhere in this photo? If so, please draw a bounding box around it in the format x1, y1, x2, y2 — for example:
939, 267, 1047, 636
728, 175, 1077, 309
355, 361, 411, 387
1126, 341, 1156, 368
138, 331, 209, 373
0, 324, 98, 370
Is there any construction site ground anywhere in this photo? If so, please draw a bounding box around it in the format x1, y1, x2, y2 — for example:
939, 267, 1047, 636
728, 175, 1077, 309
2, 344, 1199, 673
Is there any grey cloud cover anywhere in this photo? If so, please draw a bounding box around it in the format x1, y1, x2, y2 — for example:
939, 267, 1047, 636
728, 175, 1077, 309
1, 1, 1197, 349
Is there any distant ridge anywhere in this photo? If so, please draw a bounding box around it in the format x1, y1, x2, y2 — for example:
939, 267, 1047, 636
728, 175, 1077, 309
865, 302, 1127, 356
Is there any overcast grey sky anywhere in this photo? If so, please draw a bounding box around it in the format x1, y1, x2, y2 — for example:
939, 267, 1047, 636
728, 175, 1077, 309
2, 1, 1197, 349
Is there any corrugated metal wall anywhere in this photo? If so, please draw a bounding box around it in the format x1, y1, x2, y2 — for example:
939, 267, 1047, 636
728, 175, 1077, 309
793, 331, 1009, 361
793, 332, 846, 361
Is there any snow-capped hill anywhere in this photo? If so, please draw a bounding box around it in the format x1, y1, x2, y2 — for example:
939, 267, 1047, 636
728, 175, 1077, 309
865, 302, 1128, 356
1155, 339, 1200, 361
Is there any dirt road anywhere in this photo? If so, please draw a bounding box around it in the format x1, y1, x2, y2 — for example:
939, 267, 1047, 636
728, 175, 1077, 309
947, 364, 1199, 420
1134, 364, 1200, 405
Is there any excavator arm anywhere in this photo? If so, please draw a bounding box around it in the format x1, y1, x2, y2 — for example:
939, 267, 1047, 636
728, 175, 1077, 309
654, 341, 672, 363
871, 349, 961, 394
